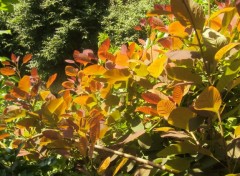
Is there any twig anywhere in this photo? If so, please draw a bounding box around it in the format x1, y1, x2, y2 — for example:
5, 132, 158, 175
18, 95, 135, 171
94, 144, 178, 174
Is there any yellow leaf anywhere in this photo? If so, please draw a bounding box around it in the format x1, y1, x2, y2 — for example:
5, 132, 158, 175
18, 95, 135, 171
46, 97, 64, 114
18, 76, 31, 92
234, 126, 240, 137
39, 91, 51, 100
215, 43, 240, 62
194, 86, 222, 113
157, 100, 176, 120
97, 157, 111, 175
113, 158, 128, 176
104, 69, 131, 84
147, 55, 167, 78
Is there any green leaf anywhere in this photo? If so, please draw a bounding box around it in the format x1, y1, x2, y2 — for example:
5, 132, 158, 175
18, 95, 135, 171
166, 66, 202, 84
171, 0, 205, 30
0, 30, 11, 35
157, 141, 197, 157
138, 133, 152, 149
164, 157, 192, 173
217, 59, 240, 92
168, 107, 196, 131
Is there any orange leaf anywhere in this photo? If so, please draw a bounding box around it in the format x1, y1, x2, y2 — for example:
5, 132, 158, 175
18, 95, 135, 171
0, 67, 15, 76
98, 157, 111, 175
141, 92, 161, 104
46, 73, 57, 89
0, 133, 10, 140
172, 85, 184, 105
98, 38, 115, 62
62, 81, 75, 89
83, 65, 106, 75
11, 87, 28, 99
23, 54, 32, 64
18, 75, 31, 92
157, 100, 176, 119
135, 106, 158, 116
115, 52, 129, 67
65, 66, 78, 77
168, 21, 188, 38
78, 136, 88, 157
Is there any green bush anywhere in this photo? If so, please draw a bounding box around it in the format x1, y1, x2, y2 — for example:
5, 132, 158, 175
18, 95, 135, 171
0, 0, 108, 76
101, 0, 166, 47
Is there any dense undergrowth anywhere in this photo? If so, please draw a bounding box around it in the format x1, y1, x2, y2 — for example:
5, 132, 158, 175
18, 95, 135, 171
1, 0, 240, 175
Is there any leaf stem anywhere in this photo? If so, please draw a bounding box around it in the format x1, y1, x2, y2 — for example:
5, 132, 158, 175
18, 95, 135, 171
94, 144, 178, 174
216, 111, 231, 173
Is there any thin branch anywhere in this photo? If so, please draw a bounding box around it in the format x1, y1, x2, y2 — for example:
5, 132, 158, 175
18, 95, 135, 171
94, 144, 178, 174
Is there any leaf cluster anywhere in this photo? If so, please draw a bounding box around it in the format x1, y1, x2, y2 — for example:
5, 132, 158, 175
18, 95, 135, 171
1, 0, 240, 175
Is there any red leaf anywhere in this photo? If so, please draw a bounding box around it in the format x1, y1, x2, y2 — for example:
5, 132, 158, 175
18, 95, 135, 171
31, 68, 39, 78
46, 73, 57, 89
135, 106, 158, 116
23, 54, 32, 64
11, 53, 17, 63
73, 50, 91, 65
0, 133, 10, 140
141, 92, 161, 104
42, 129, 62, 140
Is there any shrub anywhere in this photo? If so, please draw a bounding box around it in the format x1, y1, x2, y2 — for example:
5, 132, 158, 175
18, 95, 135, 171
1, 0, 240, 175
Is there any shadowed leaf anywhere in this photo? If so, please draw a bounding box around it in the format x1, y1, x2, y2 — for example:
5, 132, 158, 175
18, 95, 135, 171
194, 86, 222, 113
171, 0, 205, 30
168, 107, 196, 130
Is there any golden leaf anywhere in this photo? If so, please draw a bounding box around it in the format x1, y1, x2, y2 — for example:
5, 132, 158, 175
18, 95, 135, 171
157, 100, 176, 119
97, 157, 111, 175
